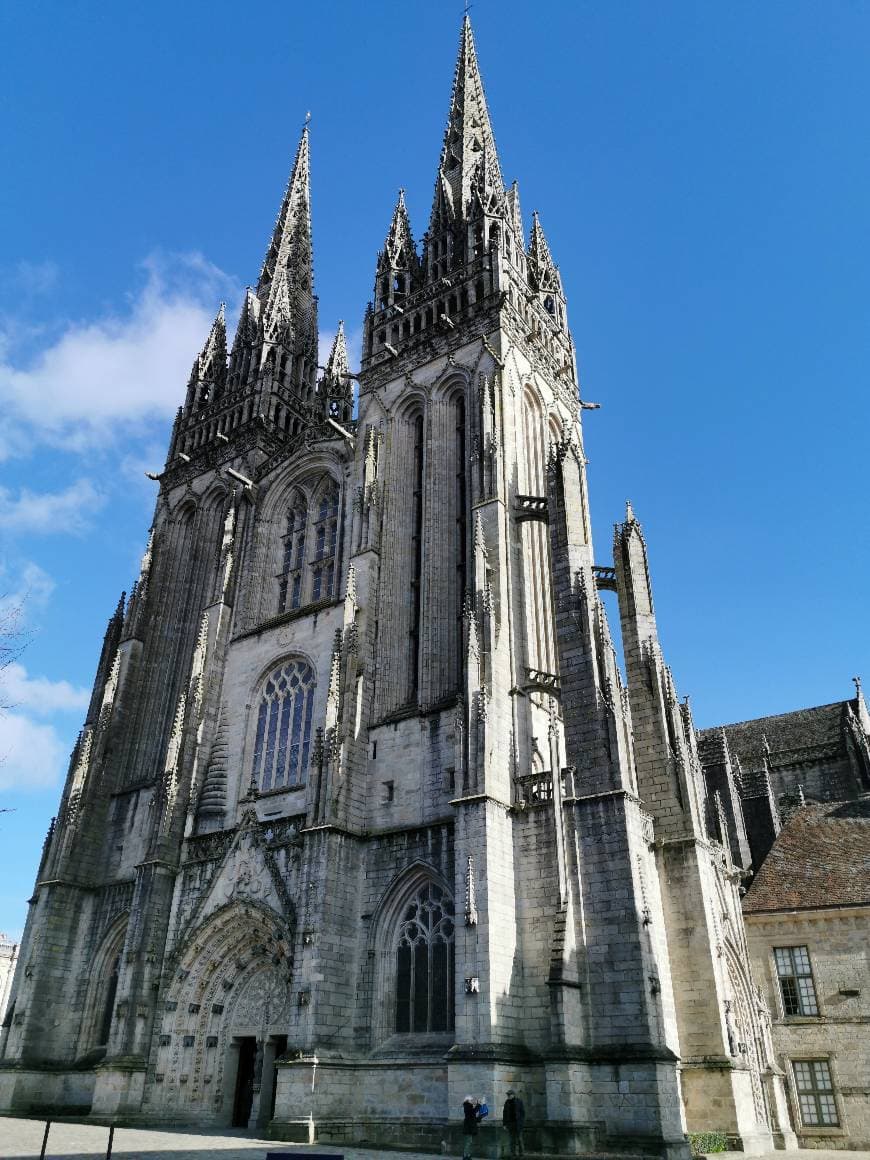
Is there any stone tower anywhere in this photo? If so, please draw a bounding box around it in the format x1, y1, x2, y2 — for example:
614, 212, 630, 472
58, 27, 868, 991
0, 18, 794, 1156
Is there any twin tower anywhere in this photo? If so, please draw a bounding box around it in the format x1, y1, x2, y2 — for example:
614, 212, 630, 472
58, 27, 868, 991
0, 19, 795, 1157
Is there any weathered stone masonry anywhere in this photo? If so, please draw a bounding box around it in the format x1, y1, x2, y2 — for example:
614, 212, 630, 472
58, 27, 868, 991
10, 15, 864, 1156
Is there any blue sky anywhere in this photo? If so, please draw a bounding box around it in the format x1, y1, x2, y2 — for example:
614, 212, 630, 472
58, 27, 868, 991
0, 1, 868, 937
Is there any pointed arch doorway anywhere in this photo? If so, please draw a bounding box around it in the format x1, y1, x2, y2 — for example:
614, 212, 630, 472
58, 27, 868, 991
153, 902, 294, 1129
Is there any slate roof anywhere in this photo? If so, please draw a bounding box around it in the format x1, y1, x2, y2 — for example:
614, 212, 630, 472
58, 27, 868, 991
700, 701, 850, 773
742, 797, 870, 913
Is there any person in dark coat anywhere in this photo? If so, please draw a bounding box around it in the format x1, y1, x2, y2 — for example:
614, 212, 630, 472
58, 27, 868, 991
462, 1095, 484, 1160
502, 1088, 526, 1157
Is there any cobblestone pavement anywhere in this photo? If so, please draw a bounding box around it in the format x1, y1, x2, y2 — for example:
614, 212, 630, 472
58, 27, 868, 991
3, 1120, 869, 1160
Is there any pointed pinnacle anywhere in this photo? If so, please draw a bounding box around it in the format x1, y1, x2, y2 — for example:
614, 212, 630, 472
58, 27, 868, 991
324, 320, 349, 382
529, 210, 555, 271
383, 188, 416, 258
506, 180, 524, 242
192, 302, 228, 385
231, 288, 260, 350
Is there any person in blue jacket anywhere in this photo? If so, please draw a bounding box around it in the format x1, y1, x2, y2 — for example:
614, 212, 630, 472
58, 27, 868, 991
462, 1095, 485, 1159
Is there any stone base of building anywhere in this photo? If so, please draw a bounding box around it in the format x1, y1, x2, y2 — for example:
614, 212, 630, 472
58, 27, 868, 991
270, 1116, 681, 1158
0, 1065, 96, 1117
271, 1049, 693, 1160
91, 1060, 147, 1117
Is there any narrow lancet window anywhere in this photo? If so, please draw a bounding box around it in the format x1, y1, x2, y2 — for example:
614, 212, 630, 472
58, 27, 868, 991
97, 952, 121, 1047
313, 483, 340, 601
455, 396, 467, 679
278, 495, 307, 612
409, 414, 424, 702
521, 389, 556, 675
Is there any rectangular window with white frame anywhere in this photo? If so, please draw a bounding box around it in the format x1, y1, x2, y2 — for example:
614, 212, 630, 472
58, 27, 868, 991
792, 1059, 839, 1127
774, 945, 819, 1016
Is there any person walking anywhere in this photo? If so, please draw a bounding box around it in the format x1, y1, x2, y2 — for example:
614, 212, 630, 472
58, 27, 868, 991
462, 1095, 485, 1159
502, 1088, 525, 1158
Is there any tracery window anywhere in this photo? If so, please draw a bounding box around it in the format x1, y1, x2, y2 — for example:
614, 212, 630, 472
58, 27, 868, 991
252, 659, 315, 792
276, 478, 341, 614
394, 881, 454, 1034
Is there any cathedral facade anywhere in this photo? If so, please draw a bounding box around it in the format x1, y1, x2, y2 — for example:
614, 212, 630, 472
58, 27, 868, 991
0, 20, 803, 1157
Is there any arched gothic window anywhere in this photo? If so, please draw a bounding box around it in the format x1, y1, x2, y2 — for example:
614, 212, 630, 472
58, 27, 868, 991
252, 659, 316, 792
278, 494, 308, 612
80, 918, 127, 1053
275, 477, 341, 615
394, 881, 454, 1034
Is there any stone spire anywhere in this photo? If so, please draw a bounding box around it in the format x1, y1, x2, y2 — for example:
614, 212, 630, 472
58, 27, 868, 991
429, 16, 503, 231
186, 303, 227, 408
257, 126, 313, 310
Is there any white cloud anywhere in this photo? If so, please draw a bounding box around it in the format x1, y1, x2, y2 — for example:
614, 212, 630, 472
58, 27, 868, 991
0, 710, 68, 792
0, 561, 55, 635
0, 252, 241, 458
2, 662, 89, 716
0, 478, 105, 535
4, 561, 55, 610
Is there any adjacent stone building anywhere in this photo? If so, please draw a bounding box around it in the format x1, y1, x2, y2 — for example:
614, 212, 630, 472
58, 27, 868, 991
742, 798, 870, 1150
4, 16, 865, 1156
0, 935, 18, 1024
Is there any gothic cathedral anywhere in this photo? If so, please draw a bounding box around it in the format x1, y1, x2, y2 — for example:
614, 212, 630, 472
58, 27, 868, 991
0, 20, 798, 1158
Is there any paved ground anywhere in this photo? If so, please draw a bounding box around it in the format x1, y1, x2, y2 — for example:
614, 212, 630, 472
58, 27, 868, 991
3, 1120, 868, 1160
2, 1118, 439, 1160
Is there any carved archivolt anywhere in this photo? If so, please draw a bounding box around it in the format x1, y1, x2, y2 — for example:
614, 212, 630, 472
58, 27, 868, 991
150, 901, 293, 1118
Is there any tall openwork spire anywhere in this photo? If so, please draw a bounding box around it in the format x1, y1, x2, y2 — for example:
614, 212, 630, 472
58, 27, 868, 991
257, 126, 314, 313
429, 16, 503, 230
